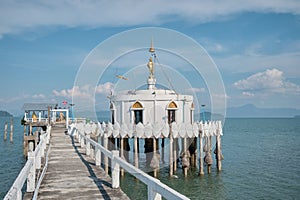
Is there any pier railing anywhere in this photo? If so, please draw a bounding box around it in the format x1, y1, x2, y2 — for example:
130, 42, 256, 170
4, 126, 51, 200
70, 125, 190, 200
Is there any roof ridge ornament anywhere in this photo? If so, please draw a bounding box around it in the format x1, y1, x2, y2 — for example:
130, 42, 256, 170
147, 39, 156, 90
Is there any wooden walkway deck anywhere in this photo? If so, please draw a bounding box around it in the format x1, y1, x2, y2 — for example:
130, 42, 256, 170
35, 125, 130, 200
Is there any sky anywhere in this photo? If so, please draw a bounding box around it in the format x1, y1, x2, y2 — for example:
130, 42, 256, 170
0, 0, 300, 116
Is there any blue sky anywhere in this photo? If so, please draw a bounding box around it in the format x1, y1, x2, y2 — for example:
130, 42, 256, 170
0, 0, 299, 116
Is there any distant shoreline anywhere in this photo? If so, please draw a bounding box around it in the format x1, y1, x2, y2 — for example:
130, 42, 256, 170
0, 110, 13, 117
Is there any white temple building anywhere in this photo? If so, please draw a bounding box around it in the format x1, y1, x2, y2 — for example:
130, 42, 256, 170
109, 41, 194, 127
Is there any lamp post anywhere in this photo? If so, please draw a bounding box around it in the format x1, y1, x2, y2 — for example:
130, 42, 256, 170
201, 104, 206, 122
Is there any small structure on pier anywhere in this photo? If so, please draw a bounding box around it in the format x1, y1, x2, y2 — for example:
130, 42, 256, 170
22, 103, 70, 156
102, 41, 224, 176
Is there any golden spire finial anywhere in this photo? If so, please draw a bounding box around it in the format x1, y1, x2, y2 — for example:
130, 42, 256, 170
149, 38, 155, 53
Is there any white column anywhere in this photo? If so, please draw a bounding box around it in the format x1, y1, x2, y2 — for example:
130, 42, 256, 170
27, 151, 36, 192
111, 150, 120, 188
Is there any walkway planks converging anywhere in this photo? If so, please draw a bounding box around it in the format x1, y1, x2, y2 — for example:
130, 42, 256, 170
37, 125, 130, 200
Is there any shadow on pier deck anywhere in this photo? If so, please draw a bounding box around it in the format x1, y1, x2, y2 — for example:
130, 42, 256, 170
32, 125, 129, 200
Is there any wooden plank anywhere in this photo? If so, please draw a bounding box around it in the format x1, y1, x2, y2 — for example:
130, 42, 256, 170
36, 126, 129, 200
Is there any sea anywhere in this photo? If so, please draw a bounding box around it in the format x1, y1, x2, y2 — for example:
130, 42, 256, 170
0, 117, 299, 199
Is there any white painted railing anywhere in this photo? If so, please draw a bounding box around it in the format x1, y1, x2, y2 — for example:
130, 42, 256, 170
70, 126, 190, 200
74, 120, 223, 139
4, 126, 51, 200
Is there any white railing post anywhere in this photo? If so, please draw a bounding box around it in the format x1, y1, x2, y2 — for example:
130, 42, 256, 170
104, 134, 109, 174
111, 150, 120, 188
95, 147, 101, 166
40, 135, 45, 158
16, 188, 22, 200
36, 147, 41, 170
86, 134, 90, 156
46, 126, 50, 145
27, 151, 36, 192
148, 184, 162, 200
80, 133, 85, 148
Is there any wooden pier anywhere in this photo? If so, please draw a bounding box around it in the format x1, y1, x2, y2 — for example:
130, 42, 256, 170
5, 121, 190, 200
30, 124, 129, 200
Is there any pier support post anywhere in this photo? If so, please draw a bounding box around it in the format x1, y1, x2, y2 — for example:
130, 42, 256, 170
161, 138, 165, 163
199, 133, 204, 175
182, 138, 188, 177
151, 138, 159, 177
173, 138, 177, 172
111, 150, 120, 188
216, 135, 222, 171
134, 136, 139, 168
27, 151, 36, 192
10, 118, 13, 143
4, 122, 7, 141
120, 138, 125, 176
169, 131, 173, 176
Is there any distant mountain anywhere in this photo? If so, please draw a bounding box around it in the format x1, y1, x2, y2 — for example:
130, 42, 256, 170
197, 112, 224, 121
0, 110, 13, 117
73, 110, 111, 122
227, 104, 300, 118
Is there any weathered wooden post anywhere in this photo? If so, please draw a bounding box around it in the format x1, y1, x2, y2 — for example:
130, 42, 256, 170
4, 121, 7, 141
169, 128, 173, 176
27, 151, 36, 192
161, 138, 165, 163
152, 138, 159, 177
216, 135, 222, 171
182, 137, 188, 176
205, 136, 213, 174
10, 118, 13, 143
134, 136, 139, 168
173, 138, 177, 172
120, 138, 125, 176
199, 132, 204, 175
111, 150, 120, 188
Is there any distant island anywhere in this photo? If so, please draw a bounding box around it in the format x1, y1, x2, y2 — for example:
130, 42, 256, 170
0, 110, 13, 117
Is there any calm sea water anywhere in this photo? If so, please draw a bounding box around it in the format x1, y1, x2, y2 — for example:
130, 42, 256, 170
1, 117, 299, 199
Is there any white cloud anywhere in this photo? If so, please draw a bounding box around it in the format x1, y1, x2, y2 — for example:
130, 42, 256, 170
234, 68, 300, 95
215, 51, 300, 77
0, 0, 299, 38
95, 82, 114, 94
242, 91, 255, 97
187, 87, 206, 93
32, 94, 46, 99
52, 82, 114, 99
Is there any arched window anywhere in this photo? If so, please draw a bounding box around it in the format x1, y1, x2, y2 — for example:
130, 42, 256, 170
110, 102, 116, 124
131, 101, 143, 124
167, 101, 177, 124
168, 101, 177, 109
132, 101, 143, 109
